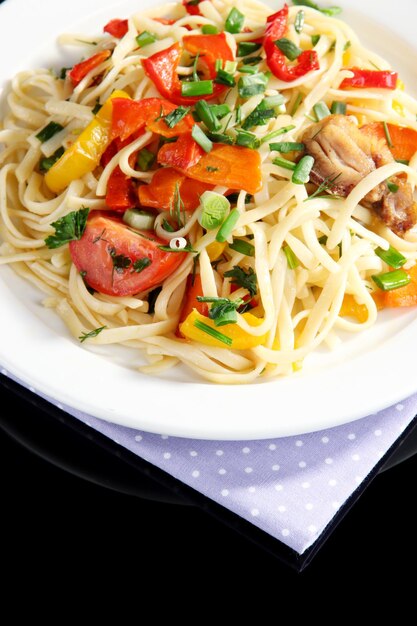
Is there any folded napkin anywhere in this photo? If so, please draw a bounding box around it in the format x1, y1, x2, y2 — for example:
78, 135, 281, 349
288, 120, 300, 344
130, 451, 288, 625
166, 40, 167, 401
1, 365, 415, 556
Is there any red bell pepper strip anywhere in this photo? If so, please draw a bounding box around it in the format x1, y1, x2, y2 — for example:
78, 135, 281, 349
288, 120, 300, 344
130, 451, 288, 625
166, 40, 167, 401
154, 17, 176, 25
339, 68, 398, 90
142, 35, 233, 105
263, 4, 320, 82
103, 18, 129, 38
111, 97, 194, 142
182, 0, 202, 16
158, 133, 262, 195
105, 166, 137, 211
68, 50, 112, 87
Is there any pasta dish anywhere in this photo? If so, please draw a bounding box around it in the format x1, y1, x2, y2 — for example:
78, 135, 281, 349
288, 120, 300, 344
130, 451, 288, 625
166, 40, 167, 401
1, 0, 417, 384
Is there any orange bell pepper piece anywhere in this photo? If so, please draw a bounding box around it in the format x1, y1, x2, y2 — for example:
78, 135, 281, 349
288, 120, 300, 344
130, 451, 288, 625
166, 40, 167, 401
360, 122, 417, 162
158, 133, 262, 195
379, 264, 417, 308
69, 50, 111, 87
138, 167, 213, 212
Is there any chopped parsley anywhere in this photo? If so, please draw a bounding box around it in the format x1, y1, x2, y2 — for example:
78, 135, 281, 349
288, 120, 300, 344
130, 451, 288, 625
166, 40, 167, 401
224, 265, 257, 297
45, 207, 89, 249
133, 258, 152, 273
79, 326, 107, 343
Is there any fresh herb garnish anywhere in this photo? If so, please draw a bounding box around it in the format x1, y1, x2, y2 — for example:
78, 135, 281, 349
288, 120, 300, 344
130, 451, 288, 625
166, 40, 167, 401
36, 121, 64, 143
224, 265, 257, 297
79, 326, 106, 343
133, 258, 152, 273
137, 148, 155, 172
238, 72, 268, 98
197, 296, 244, 327
225, 7, 245, 34
292, 155, 315, 184
387, 179, 399, 194
311, 34, 321, 47
375, 245, 406, 269
304, 172, 342, 201
45, 207, 89, 249
383, 121, 394, 149
164, 106, 191, 128
198, 191, 230, 230
229, 238, 255, 257
237, 42, 261, 57
215, 68, 236, 87
283, 245, 299, 269
181, 80, 213, 97
201, 24, 219, 34
269, 141, 305, 153
193, 319, 233, 346
331, 101, 346, 115
171, 182, 186, 229
39, 147, 64, 172
242, 105, 275, 130
371, 269, 410, 291
191, 124, 213, 152
291, 92, 303, 116
292, 1, 342, 17
136, 31, 156, 47
110, 248, 132, 273
195, 100, 222, 132
313, 101, 331, 121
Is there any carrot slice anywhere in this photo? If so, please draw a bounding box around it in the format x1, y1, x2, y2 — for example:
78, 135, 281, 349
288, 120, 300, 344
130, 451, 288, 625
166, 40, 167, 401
360, 122, 417, 162
138, 167, 213, 211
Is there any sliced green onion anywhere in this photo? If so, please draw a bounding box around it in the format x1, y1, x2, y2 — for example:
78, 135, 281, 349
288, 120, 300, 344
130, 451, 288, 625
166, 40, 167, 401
137, 148, 155, 171
195, 100, 221, 132
292, 0, 342, 17
224, 60, 238, 74
275, 38, 302, 61
387, 179, 399, 194
321, 6, 342, 16
136, 31, 156, 47
331, 101, 346, 115
215, 58, 222, 72
229, 238, 255, 256
181, 80, 213, 97
242, 54, 263, 66
261, 124, 296, 145
283, 245, 299, 269
270, 141, 305, 153
291, 92, 303, 116
192, 52, 200, 82
216, 208, 240, 242
193, 319, 233, 346
191, 124, 213, 152
39, 147, 65, 173
35, 121, 64, 143
375, 245, 406, 269
239, 65, 259, 74
313, 101, 331, 121
238, 72, 268, 98
225, 7, 245, 34
292, 155, 315, 184
164, 106, 191, 128
242, 107, 274, 130
295, 10, 305, 34
123, 209, 155, 231
396, 158, 410, 166
263, 94, 285, 109
198, 191, 230, 230
311, 34, 321, 47
215, 68, 236, 87
207, 132, 234, 145
237, 41, 261, 57
210, 104, 231, 119
383, 121, 393, 148
235, 105, 242, 125
201, 24, 219, 34
273, 156, 296, 171
372, 269, 410, 291
344, 40, 351, 52
162, 218, 175, 233
235, 130, 260, 149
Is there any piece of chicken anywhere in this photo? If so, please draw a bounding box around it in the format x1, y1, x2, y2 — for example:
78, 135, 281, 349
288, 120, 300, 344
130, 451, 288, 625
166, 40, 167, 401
301, 114, 417, 236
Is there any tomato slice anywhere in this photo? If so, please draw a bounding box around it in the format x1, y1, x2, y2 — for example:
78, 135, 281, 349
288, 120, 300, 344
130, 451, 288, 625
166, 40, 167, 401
69, 213, 186, 296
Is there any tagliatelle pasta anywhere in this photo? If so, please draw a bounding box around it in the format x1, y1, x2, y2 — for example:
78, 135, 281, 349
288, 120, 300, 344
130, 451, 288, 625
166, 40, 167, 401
2, 0, 417, 384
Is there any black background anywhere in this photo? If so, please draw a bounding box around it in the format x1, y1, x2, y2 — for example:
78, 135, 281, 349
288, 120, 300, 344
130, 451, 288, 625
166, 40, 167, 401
1, 0, 416, 596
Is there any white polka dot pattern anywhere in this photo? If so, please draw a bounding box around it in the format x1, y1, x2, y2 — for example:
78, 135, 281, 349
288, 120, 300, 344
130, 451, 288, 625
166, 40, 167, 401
1, 367, 416, 556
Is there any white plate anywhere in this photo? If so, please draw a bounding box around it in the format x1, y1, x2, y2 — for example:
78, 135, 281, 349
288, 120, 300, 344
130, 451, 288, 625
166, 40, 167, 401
1, 0, 417, 440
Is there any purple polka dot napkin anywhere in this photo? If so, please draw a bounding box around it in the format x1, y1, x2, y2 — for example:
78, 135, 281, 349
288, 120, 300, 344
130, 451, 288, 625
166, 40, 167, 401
2, 366, 415, 555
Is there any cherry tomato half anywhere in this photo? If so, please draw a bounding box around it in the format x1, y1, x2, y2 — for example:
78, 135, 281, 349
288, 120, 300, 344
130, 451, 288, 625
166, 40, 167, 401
69, 213, 186, 296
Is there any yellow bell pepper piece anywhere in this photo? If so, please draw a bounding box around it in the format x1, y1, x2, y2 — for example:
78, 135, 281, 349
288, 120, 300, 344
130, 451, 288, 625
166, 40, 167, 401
179, 309, 267, 349
206, 241, 226, 262
393, 78, 405, 116
45, 89, 130, 193
340, 294, 368, 323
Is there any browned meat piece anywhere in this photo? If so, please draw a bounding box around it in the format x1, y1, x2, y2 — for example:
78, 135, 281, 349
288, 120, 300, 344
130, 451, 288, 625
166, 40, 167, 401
301, 114, 417, 236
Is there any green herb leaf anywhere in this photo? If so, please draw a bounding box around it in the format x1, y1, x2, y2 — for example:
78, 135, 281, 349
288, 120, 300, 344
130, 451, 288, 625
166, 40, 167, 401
36, 121, 64, 143
229, 238, 255, 256
207, 132, 234, 145
224, 265, 257, 297
383, 121, 393, 148
242, 105, 275, 130
164, 106, 191, 128
235, 129, 260, 149
45, 207, 89, 249
79, 326, 107, 343
269, 141, 305, 153
195, 100, 222, 132
110, 248, 132, 273
214, 68, 236, 87
133, 257, 152, 273
193, 318, 233, 345
201, 24, 219, 34
292, 1, 342, 17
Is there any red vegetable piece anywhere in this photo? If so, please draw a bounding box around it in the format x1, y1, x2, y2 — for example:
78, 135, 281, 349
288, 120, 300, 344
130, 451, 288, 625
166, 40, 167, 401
103, 18, 129, 38
340, 68, 398, 90
68, 50, 111, 87
105, 166, 137, 211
